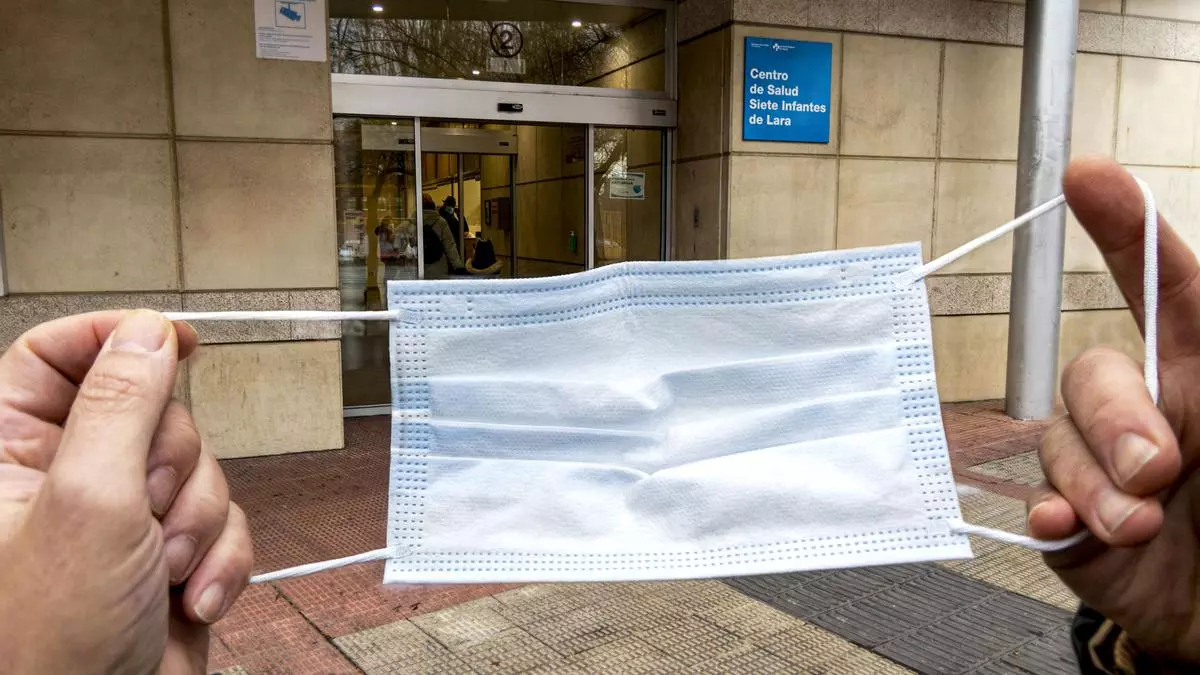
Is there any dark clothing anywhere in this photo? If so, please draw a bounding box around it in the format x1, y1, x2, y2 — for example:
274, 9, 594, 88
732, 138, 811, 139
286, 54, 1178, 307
439, 206, 462, 236
422, 209, 465, 279
1073, 605, 1193, 674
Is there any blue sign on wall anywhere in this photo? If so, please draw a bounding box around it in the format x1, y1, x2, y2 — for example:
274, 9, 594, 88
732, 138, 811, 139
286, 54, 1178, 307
743, 37, 833, 143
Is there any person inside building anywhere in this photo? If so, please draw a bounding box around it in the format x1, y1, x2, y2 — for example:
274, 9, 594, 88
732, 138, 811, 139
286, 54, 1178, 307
422, 192, 466, 280
439, 195, 463, 237
466, 234, 504, 276
0, 160, 1195, 673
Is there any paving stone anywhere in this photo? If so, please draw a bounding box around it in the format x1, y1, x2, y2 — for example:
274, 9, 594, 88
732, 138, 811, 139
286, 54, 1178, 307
523, 603, 626, 656
699, 644, 797, 674
768, 568, 902, 619
950, 491, 1031, 560
722, 572, 809, 602
566, 634, 686, 673
823, 647, 917, 674
967, 662, 1029, 674
876, 594, 1070, 674
409, 596, 515, 651
642, 579, 747, 611
856, 563, 935, 586
969, 451, 1045, 485
947, 545, 1079, 611
520, 662, 586, 674
334, 618, 474, 674
635, 614, 746, 667
751, 621, 861, 668
492, 583, 619, 626
809, 568, 999, 646
590, 592, 693, 634
455, 627, 562, 675
1001, 627, 1077, 675
695, 596, 799, 639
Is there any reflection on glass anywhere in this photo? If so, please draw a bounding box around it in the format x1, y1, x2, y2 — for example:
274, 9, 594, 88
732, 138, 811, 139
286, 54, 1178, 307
593, 127, 664, 266
476, 147, 515, 278
329, 0, 665, 91
513, 124, 588, 277
335, 116, 418, 407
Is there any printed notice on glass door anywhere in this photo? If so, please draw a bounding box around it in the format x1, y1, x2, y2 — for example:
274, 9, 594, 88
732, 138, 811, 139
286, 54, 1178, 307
742, 37, 832, 143
609, 172, 646, 200
255, 0, 327, 62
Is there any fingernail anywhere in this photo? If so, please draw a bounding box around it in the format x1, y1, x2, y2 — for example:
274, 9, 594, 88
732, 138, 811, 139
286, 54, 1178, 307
111, 310, 169, 353
1027, 501, 1050, 525
193, 583, 226, 624
146, 467, 177, 516
164, 535, 196, 583
1114, 433, 1158, 486
1097, 489, 1142, 535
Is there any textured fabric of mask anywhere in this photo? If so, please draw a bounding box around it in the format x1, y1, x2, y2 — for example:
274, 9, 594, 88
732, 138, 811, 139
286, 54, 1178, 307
384, 242, 973, 584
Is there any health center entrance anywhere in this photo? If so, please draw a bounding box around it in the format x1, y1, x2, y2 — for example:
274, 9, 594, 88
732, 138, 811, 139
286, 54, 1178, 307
329, 0, 678, 413
336, 117, 673, 410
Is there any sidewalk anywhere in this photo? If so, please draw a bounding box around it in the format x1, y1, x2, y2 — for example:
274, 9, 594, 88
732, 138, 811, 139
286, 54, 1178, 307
208, 402, 1073, 674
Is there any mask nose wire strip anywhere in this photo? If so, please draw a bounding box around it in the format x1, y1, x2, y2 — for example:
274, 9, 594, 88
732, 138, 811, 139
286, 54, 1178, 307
925, 179, 1159, 553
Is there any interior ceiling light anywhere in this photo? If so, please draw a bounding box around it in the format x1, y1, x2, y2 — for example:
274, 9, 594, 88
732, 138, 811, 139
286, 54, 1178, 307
371, 4, 384, 12
570, 19, 583, 27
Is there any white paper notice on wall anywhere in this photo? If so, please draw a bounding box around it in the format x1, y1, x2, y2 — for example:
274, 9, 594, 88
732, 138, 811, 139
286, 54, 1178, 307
255, 0, 327, 62
608, 172, 646, 200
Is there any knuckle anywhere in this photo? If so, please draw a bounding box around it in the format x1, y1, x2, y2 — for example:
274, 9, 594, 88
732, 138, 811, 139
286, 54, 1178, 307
1040, 418, 1090, 490
227, 505, 255, 574
1040, 417, 1075, 461
1079, 395, 1128, 443
76, 367, 148, 415
1061, 349, 1104, 390
1061, 347, 1129, 391
169, 486, 230, 537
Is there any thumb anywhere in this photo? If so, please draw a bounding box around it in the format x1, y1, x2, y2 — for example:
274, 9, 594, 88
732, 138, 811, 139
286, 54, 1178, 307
49, 310, 179, 505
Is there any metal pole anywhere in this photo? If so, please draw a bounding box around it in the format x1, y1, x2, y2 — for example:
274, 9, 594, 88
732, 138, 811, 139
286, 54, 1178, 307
1005, 0, 1079, 419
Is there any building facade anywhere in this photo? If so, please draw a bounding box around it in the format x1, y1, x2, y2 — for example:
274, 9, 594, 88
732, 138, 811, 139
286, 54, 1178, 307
1, 0, 1196, 458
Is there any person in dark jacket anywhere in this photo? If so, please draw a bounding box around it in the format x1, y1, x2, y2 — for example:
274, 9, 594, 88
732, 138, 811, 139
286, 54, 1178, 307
440, 196, 464, 238
422, 193, 465, 280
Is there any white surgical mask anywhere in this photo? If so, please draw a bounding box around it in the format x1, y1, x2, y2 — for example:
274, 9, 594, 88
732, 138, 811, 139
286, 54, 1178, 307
169, 181, 1160, 585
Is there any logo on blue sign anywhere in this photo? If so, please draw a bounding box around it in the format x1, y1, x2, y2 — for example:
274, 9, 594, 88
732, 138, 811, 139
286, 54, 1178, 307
276, 1, 307, 28
743, 38, 833, 144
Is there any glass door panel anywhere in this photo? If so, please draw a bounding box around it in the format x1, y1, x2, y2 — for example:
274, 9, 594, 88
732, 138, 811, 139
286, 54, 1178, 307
335, 116, 419, 408
513, 123, 588, 277
478, 152, 516, 278
421, 151, 469, 279
593, 127, 665, 266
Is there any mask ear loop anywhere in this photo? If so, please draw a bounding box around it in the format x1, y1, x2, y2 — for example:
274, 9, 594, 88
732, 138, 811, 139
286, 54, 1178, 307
905, 180, 1159, 553
162, 310, 403, 322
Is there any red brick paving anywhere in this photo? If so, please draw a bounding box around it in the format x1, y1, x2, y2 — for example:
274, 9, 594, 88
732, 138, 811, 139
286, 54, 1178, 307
211, 416, 513, 672
209, 402, 1056, 673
